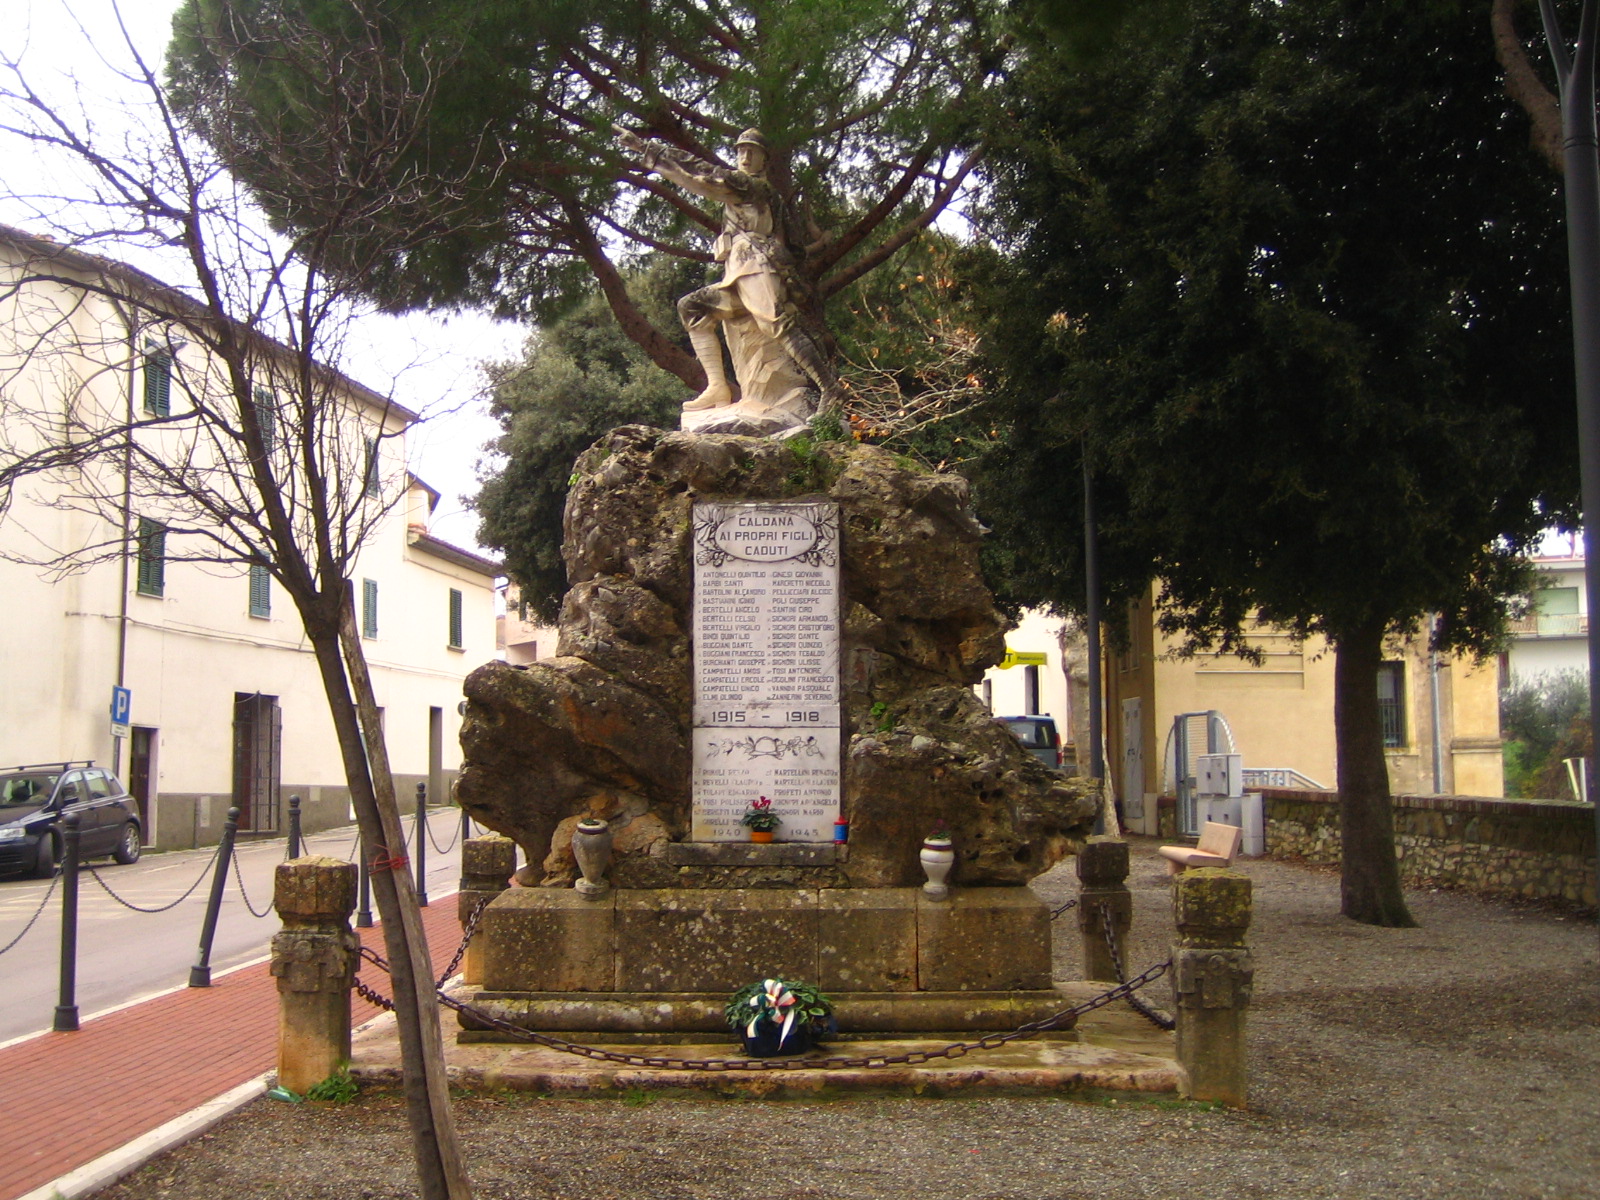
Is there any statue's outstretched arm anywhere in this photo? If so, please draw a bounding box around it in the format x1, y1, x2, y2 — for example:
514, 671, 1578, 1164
614, 125, 742, 203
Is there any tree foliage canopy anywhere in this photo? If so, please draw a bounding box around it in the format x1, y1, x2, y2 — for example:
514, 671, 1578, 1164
974, 0, 1580, 926
474, 255, 692, 622
166, 0, 1007, 384
977, 0, 1576, 655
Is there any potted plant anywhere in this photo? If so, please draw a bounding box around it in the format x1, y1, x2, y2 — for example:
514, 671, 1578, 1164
724, 977, 834, 1057
740, 795, 782, 843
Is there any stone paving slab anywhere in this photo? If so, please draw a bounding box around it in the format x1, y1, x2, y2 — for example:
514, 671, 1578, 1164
349, 981, 1180, 1098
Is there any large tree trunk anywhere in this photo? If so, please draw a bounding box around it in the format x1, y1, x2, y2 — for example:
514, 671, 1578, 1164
1332, 620, 1417, 928
301, 597, 473, 1199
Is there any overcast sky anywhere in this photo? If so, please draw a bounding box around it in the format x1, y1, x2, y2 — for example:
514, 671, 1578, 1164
1, 0, 526, 552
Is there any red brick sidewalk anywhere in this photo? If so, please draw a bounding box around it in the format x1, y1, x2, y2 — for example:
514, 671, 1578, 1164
0, 899, 464, 1200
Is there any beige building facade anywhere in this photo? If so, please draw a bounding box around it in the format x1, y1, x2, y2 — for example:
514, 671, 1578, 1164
1105, 589, 1505, 832
980, 596, 1506, 824
0, 226, 499, 848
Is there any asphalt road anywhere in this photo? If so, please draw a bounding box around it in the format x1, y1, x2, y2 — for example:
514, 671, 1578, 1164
0, 811, 475, 1045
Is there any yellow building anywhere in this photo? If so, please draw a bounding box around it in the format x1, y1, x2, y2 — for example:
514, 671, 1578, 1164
1106, 588, 1504, 834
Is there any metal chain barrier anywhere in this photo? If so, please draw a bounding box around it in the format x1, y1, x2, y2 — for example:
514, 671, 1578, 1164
230, 848, 275, 918
1098, 900, 1175, 1031
80, 845, 221, 914
424, 811, 462, 856
436, 898, 487, 987
1050, 896, 1079, 919
0, 870, 59, 956
352, 943, 1172, 1073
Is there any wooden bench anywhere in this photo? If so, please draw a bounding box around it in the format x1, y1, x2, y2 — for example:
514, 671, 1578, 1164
1158, 821, 1243, 875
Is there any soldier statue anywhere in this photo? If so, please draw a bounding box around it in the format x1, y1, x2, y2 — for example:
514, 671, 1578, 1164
616, 126, 840, 418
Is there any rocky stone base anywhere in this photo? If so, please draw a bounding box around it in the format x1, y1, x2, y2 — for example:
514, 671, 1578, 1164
461, 885, 1055, 1033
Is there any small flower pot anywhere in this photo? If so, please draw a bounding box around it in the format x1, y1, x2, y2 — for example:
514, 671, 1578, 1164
743, 1022, 813, 1058
749, 829, 774, 844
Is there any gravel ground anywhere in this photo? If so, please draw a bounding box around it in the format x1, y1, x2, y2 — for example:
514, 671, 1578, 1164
93, 838, 1598, 1200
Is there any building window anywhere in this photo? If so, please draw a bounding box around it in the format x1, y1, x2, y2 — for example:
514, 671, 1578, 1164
362, 578, 378, 639
363, 437, 380, 498
135, 517, 166, 596
1377, 661, 1405, 749
448, 588, 464, 649
248, 564, 271, 618
1024, 664, 1041, 715
143, 352, 171, 416
981, 679, 993, 711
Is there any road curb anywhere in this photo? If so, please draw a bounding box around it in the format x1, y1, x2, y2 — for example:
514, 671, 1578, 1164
15, 1075, 270, 1200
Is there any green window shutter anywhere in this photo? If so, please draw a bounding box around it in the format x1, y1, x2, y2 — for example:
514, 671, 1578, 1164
448, 588, 464, 648
364, 437, 380, 497
249, 564, 271, 618
143, 353, 171, 417
135, 518, 166, 596
362, 577, 378, 638
253, 388, 277, 455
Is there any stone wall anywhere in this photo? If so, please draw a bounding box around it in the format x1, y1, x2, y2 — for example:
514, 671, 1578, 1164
1256, 787, 1596, 908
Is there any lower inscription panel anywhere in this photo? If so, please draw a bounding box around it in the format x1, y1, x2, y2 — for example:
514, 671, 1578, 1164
690, 726, 841, 843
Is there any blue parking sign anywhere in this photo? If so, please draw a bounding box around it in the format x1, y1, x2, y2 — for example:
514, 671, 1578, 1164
111, 686, 131, 726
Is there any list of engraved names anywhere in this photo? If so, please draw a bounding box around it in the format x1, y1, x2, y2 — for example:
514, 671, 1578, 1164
691, 501, 841, 842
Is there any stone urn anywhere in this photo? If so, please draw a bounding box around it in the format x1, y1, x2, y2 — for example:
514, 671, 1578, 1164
920, 836, 954, 899
572, 818, 613, 897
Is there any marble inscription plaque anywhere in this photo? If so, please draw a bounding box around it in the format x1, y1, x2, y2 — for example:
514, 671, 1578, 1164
692, 501, 840, 842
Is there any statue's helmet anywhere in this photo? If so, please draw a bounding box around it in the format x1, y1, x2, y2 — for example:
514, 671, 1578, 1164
734, 128, 769, 153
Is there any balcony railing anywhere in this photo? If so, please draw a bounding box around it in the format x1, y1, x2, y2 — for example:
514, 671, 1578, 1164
1509, 612, 1588, 638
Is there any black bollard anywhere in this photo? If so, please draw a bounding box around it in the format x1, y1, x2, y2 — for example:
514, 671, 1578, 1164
356, 832, 373, 928
287, 793, 302, 859
53, 813, 81, 1032
189, 806, 240, 987
460, 803, 471, 846
415, 781, 429, 908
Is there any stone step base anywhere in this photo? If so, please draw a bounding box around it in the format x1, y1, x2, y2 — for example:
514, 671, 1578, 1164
352, 1034, 1180, 1098
457, 987, 1079, 1038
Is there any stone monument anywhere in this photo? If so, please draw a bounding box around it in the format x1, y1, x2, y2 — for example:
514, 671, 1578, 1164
454, 427, 1099, 1037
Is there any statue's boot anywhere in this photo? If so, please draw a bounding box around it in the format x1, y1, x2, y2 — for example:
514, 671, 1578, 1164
683, 328, 735, 410
782, 327, 843, 409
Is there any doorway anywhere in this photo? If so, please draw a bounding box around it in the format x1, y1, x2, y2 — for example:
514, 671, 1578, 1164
232, 693, 282, 832
129, 726, 156, 830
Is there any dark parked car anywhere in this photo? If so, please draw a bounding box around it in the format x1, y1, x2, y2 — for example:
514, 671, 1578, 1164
996, 715, 1065, 770
0, 762, 141, 879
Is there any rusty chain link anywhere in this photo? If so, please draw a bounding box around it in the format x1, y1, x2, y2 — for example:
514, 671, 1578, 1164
0, 869, 59, 956
436, 898, 487, 987
1050, 896, 1079, 919
352, 941, 1173, 1073
80, 845, 220, 914
1098, 900, 1175, 1031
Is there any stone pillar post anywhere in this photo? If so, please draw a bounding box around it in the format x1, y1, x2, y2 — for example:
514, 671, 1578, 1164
458, 834, 517, 985
1075, 836, 1132, 982
271, 855, 358, 1096
1171, 867, 1253, 1107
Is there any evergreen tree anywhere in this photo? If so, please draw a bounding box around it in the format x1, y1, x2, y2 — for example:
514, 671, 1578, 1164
978, 0, 1577, 924
165, 0, 1006, 384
